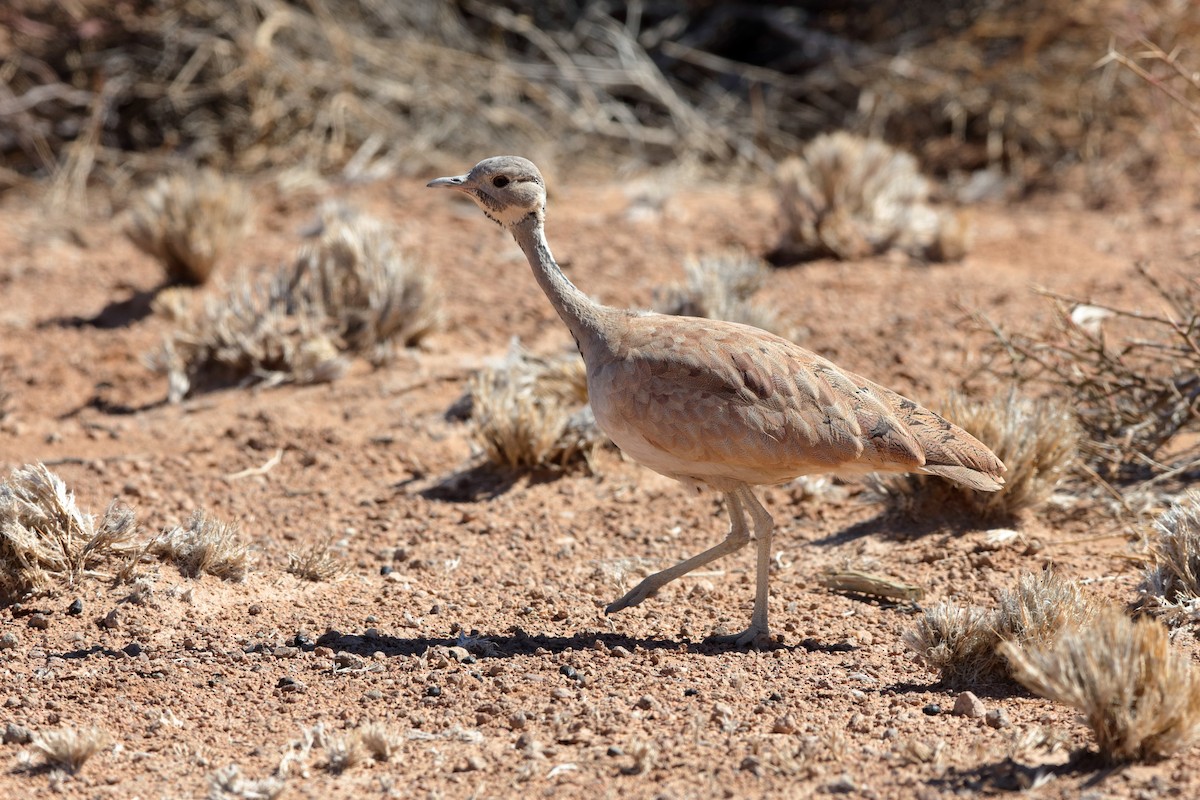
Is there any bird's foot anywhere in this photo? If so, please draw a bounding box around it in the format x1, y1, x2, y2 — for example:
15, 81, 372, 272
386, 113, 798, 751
705, 625, 773, 649
605, 583, 656, 615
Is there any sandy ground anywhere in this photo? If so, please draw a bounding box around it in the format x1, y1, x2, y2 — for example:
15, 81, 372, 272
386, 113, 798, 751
0, 165, 1195, 799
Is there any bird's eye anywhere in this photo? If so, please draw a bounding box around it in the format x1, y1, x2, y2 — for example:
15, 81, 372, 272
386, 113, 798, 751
492, 175, 510, 188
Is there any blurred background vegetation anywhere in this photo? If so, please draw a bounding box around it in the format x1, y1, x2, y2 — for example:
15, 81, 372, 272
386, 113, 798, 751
1, 0, 1198, 202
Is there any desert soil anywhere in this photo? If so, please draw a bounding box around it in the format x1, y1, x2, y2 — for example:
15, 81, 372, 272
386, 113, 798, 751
0, 166, 1196, 799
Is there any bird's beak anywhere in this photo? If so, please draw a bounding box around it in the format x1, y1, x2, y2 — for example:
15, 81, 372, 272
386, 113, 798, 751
426, 174, 469, 191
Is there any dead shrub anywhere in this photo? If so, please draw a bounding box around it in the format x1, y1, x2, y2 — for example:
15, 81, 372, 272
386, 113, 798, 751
151, 511, 250, 582
287, 540, 345, 582
125, 168, 252, 285
31, 726, 109, 773
906, 570, 1094, 685
772, 132, 967, 263
654, 253, 789, 337
1001, 606, 1200, 763
457, 344, 604, 471
977, 265, 1200, 485
0, 464, 138, 601
151, 212, 438, 401
1139, 490, 1200, 618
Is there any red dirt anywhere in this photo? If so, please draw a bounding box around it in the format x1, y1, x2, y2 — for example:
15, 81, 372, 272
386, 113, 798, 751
0, 167, 1195, 799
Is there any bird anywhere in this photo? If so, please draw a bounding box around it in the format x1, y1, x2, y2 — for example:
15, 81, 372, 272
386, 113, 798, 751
428, 156, 1005, 647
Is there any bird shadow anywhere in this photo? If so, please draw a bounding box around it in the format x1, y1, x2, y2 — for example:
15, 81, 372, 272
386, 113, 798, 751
929, 751, 1118, 794
300, 628, 806, 659
413, 464, 572, 502
42, 284, 166, 330
811, 509, 984, 547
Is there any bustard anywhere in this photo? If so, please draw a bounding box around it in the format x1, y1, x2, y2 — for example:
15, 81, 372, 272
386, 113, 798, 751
429, 156, 1005, 646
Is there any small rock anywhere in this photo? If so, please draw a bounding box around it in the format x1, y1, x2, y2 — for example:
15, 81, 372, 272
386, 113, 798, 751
28, 614, 50, 630
922, 703, 941, 716
379, 565, 393, 576
100, 609, 120, 629
364, 689, 383, 701
425, 685, 442, 697
314, 645, 334, 658
985, 708, 1011, 729
827, 774, 858, 794
123, 642, 143, 657
609, 645, 632, 658
454, 754, 486, 772
771, 714, 800, 734
273, 646, 300, 659
248, 604, 262, 616
276, 677, 306, 693
2, 723, 32, 745
292, 631, 315, 648
952, 691, 986, 718
508, 711, 527, 730
606, 745, 623, 757
67, 599, 83, 616
559, 664, 577, 679
0, 632, 17, 650
334, 652, 366, 670
635, 694, 656, 711
447, 646, 474, 663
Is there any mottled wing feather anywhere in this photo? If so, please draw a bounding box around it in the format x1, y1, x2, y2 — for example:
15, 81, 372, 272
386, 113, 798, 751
594, 313, 1005, 489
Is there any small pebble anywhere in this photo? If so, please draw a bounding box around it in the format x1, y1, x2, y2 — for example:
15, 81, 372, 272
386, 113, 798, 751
827, 774, 858, 794
2, 723, 32, 745
609, 645, 632, 658
100, 609, 120, 629
425, 685, 442, 697
248, 604, 262, 616
952, 691, 986, 719
0, 633, 16, 650
67, 599, 83, 616
559, 664, 577, 679
276, 677, 306, 693
28, 614, 50, 630
635, 694, 655, 710
379, 565, 393, 576
123, 642, 142, 657
334, 652, 366, 670
985, 708, 1011, 729
922, 703, 941, 716
273, 646, 300, 659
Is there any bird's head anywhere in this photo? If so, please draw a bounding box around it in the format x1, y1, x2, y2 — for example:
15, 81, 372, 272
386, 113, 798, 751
427, 156, 546, 230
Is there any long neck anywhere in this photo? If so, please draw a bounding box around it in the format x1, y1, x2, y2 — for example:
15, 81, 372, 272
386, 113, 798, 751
510, 213, 606, 350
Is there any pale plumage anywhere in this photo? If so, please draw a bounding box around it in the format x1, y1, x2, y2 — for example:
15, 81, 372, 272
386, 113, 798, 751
429, 156, 1005, 646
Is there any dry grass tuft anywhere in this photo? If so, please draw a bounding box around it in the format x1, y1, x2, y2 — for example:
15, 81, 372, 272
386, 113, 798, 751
460, 344, 604, 471
876, 391, 1079, 521
287, 540, 345, 582
772, 132, 967, 263
906, 570, 1094, 685
151, 511, 250, 582
904, 602, 999, 686
207, 765, 285, 800
151, 212, 438, 401
125, 168, 252, 285
0, 464, 139, 601
655, 253, 789, 337
1001, 606, 1200, 763
1140, 490, 1200, 617
31, 726, 109, 773
356, 722, 402, 762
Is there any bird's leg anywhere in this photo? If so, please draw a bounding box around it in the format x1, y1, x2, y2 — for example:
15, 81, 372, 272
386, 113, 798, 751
707, 486, 775, 647
606, 490, 749, 616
